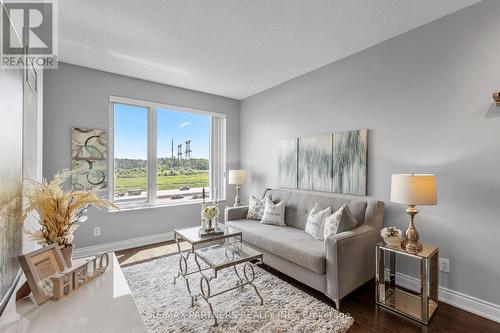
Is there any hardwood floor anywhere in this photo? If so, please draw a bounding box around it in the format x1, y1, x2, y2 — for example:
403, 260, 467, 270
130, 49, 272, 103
116, 241, 500, 333
116, 241, 190, 267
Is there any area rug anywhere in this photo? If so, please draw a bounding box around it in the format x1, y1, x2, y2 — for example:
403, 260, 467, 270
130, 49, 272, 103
122, 254, 354, 333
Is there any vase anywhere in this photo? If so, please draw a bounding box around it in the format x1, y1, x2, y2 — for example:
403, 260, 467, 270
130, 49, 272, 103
206, 218, 215, 232
383, 236, 401, 248
60, 244, 74, 267
212, 216, 219, 229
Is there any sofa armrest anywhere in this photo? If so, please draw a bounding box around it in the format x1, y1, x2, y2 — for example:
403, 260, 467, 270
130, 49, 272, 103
325, 224, 380, 301
225, 205, 249, 222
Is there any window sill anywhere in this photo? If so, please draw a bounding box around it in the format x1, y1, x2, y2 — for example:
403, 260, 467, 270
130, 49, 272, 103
108, 199, 227, 213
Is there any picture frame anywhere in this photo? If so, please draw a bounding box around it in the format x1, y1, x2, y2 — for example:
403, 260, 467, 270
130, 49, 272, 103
17, 244, 68, 305
71, 128, 108, 192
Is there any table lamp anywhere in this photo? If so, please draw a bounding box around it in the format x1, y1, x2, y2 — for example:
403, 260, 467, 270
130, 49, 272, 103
228, 169, 246, 207
390, 174, 437, 253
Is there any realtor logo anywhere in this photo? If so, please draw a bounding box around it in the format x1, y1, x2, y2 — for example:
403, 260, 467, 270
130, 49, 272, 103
2, 0, 58, 68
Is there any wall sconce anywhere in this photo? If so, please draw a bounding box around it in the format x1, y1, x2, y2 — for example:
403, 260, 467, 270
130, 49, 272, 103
494, 92, 500, 106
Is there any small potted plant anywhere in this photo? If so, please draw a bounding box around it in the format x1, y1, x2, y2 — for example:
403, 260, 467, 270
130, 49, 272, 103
381, 226, 402, 247
22, 170, 117, 266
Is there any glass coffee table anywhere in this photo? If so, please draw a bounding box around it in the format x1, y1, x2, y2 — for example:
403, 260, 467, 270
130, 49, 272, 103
172, 225, 242, 306
194, 242, 264, 326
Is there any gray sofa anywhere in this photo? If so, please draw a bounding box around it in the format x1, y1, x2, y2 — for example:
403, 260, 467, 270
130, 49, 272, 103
224, 189, 384, 308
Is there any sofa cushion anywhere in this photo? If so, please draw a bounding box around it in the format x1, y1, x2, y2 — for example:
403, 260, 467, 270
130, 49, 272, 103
270, 189, 367, 230
304, 204, 331, 240
246, 195, 266, 220
261, 198, 286, 226
226, 219, 326, 273
323, 205, 360, 240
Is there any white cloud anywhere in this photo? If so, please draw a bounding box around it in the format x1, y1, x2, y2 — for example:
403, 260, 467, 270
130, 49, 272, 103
179, 121, 191, 128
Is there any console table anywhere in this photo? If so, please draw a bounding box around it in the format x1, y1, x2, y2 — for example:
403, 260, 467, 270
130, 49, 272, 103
0, 253, 146, 333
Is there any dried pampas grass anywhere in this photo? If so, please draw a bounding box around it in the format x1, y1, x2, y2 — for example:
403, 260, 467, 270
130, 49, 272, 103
22, 170, 118, 246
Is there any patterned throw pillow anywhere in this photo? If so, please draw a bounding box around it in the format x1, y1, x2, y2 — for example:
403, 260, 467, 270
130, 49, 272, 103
260, 198, 286, 226
323, 205, 360, 240
304, 203, 332, 240
246, 195, 267, 220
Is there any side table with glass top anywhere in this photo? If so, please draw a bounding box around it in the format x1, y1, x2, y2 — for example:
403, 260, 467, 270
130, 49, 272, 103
375, 241, 439, 325
173, 225, 242, 305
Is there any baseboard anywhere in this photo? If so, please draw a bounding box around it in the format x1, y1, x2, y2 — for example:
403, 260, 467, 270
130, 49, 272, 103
385, 270, 500, 323
73, 232, 174, 258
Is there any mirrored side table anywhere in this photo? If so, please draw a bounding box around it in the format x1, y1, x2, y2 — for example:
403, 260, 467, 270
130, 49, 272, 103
375, 241, 439, 325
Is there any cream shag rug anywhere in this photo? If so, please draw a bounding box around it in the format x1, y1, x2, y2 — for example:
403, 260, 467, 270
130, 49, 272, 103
122, 254, 353, 333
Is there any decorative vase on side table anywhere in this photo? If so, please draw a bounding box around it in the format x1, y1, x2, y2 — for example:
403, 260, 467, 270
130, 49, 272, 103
381, 226, 402, 247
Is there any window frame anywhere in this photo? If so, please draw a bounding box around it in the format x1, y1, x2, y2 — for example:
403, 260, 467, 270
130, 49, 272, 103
108, 95, 226, 209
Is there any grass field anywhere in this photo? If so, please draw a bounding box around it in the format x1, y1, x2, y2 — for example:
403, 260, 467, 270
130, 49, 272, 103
114, 171, 209, 192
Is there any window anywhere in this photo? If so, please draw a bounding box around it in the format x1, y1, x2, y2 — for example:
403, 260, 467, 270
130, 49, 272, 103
109, 97, 226, 208
113, 103, 148, 203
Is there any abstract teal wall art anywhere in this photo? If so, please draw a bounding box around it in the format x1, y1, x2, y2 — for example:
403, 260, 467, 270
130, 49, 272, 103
71, 128, 108, 191
278, 138, 298, 189
0, 62, 23, 316
298, 134, 333, 192
279, 129, 368, 196
332, 129, 368, 195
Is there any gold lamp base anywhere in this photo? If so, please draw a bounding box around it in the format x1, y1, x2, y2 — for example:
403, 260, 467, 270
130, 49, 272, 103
401, 239, 423, 253
401, 205, 423, 253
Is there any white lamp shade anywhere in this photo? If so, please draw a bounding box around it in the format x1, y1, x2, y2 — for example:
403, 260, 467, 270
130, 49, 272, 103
391, 174, 437, 205
228, 170, 246, 185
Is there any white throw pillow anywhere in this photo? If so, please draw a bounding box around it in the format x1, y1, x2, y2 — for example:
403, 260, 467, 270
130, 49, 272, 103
246, 195, 267, 220
323, 205, 360, 240
260, 198, 286, 226
304, 203, 332, 240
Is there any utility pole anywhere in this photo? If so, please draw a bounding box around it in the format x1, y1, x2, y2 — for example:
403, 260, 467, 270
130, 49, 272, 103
171, 138, 174, 166
185, 140, 191, 159
177, 144, 183, 165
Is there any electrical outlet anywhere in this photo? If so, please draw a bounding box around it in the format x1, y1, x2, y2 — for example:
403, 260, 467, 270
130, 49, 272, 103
439, 258, 450, 273
94, 226, 101, 237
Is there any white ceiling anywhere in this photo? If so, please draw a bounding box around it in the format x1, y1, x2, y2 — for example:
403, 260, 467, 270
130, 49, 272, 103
59, 0, 481, 100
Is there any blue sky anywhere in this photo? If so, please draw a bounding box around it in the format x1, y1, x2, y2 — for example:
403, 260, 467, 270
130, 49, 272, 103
114, 103, 210, 159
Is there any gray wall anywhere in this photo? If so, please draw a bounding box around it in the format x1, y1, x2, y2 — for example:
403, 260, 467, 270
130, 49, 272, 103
240, 0, 500, 305
44, 63, 240, 248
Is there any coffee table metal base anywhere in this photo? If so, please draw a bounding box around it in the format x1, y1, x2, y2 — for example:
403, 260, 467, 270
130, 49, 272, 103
194, 255, 263, 327
172, 248, 208, 307
171, 227, 262, 326
172, 226, 242, 306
